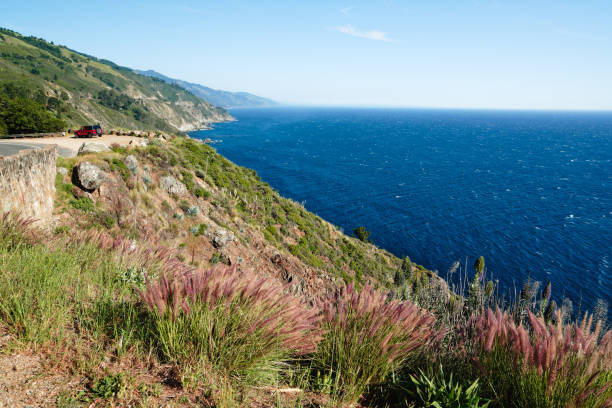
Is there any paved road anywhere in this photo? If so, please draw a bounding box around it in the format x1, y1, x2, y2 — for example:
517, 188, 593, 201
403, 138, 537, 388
0, 142, 72, 157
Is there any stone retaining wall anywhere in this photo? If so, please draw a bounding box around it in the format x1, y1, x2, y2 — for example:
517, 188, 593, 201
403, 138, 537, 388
0, 145, 57, 220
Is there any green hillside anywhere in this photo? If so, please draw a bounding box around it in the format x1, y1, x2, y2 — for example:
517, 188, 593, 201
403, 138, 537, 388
0, 28, 232, 135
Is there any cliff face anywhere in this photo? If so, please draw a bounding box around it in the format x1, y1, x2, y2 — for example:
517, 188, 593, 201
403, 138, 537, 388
0, 28, 233, 134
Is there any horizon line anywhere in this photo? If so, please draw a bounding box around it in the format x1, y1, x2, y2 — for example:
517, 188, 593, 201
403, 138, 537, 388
232, 103, 612, 114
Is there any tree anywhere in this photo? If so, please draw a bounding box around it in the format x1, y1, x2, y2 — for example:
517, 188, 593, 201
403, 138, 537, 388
353, 226, 371, 243
0, 97, 65, 134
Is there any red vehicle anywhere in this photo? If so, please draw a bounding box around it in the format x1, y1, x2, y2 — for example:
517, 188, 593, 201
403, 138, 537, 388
75, 124, 103, 138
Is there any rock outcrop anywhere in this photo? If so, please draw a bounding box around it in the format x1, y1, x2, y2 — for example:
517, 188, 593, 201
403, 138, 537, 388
124, 155, 139, 173
161, 176, 186, 196
78, 142, 111, 155
212, 228, 235, 248
74, 162, 107, 191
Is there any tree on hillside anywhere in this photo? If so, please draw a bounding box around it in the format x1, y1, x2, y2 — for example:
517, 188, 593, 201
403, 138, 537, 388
0, 97, 65, 134
0, 82, 66, 135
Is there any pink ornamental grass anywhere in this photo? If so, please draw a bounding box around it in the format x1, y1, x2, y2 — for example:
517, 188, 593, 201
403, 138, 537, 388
472, 308, 612, 407
314, 282, 442, 403
137, 265, 323, 382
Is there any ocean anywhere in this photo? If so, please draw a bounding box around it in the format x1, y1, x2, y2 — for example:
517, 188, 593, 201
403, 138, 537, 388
190, 107, 612, 313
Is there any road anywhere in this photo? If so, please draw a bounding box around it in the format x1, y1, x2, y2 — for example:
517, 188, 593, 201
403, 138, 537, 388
0, 134, 143, 157
0, 142, 73, 157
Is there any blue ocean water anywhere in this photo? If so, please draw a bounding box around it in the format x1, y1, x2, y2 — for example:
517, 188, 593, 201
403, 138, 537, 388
191, 107, 612, 312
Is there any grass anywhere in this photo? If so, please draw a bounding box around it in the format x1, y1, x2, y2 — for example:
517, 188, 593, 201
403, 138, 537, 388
310, 282, 441, 404
0, 213, 610, 407
470, 308, 612, 408
137, 265, 322, 385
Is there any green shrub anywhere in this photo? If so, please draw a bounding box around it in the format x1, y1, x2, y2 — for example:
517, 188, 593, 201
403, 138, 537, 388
186, 206, 199, 217
110, 158, 129, 182
91, 373, 126, 398
194, 187, 211, 199
409, 366, 490, 408
353, 226, 371, 242
210, 252, 230, 265
190, 223, 208, 236
70, 197, 94, 212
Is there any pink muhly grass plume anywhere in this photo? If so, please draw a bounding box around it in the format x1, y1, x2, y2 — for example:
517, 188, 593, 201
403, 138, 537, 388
137, 264, 323, 356
315, 281, 443, 402
472, 307, 612, 404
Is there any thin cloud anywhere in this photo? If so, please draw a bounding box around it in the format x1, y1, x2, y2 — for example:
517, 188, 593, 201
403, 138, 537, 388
336, 24, 396, 42
340, 6, 354, 16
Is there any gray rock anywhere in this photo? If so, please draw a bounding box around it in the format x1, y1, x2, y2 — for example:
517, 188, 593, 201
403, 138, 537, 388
161, 176, 186, 196
128, 139, 148, 147
78, 142, 111, 155
56, 167, 68, 176
124, 155, 139, 173
211, 228, 235, 248
74, 161, 107, 191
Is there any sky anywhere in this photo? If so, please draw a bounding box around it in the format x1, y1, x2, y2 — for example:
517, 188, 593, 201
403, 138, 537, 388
3, 0, 612, 110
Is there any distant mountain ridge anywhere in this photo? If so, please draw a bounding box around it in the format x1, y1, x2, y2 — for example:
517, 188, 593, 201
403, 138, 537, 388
135, 69, 277, 109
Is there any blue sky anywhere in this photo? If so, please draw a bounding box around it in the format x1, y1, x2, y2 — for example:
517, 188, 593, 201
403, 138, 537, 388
3, 0, 612, 110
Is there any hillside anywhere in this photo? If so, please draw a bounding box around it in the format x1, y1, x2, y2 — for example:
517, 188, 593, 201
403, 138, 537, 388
0, 28, 232, 134
136, 69, 278, 109
52, 136, 437, 298
0, 135, 609, 407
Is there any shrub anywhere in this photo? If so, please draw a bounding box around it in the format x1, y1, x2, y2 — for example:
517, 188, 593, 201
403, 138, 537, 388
471, 308, 612, 408
409, 365, 490, 408
194, 187, 211, 199
178, 199, 190, 213
142, 172, 152, 185
353, 226, 371, 242
185, 206, 199, 217
100, 213, 115, 229
91, 373, 127, 399
137, 266, 322, 384
70, 196, 94, 212
311, 282, 442, 404
210, 252, 230, 265
190, 223, 208, 236
110, 158, 129, 182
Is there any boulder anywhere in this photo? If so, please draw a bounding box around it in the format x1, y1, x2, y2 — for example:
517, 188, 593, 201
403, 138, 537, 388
74, 162, 107, 191
211, 228, 235, 249
124, 155, 139, 173
161, 176, 186, 196
128, 139, 148, 147
78, 142, 111, 155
